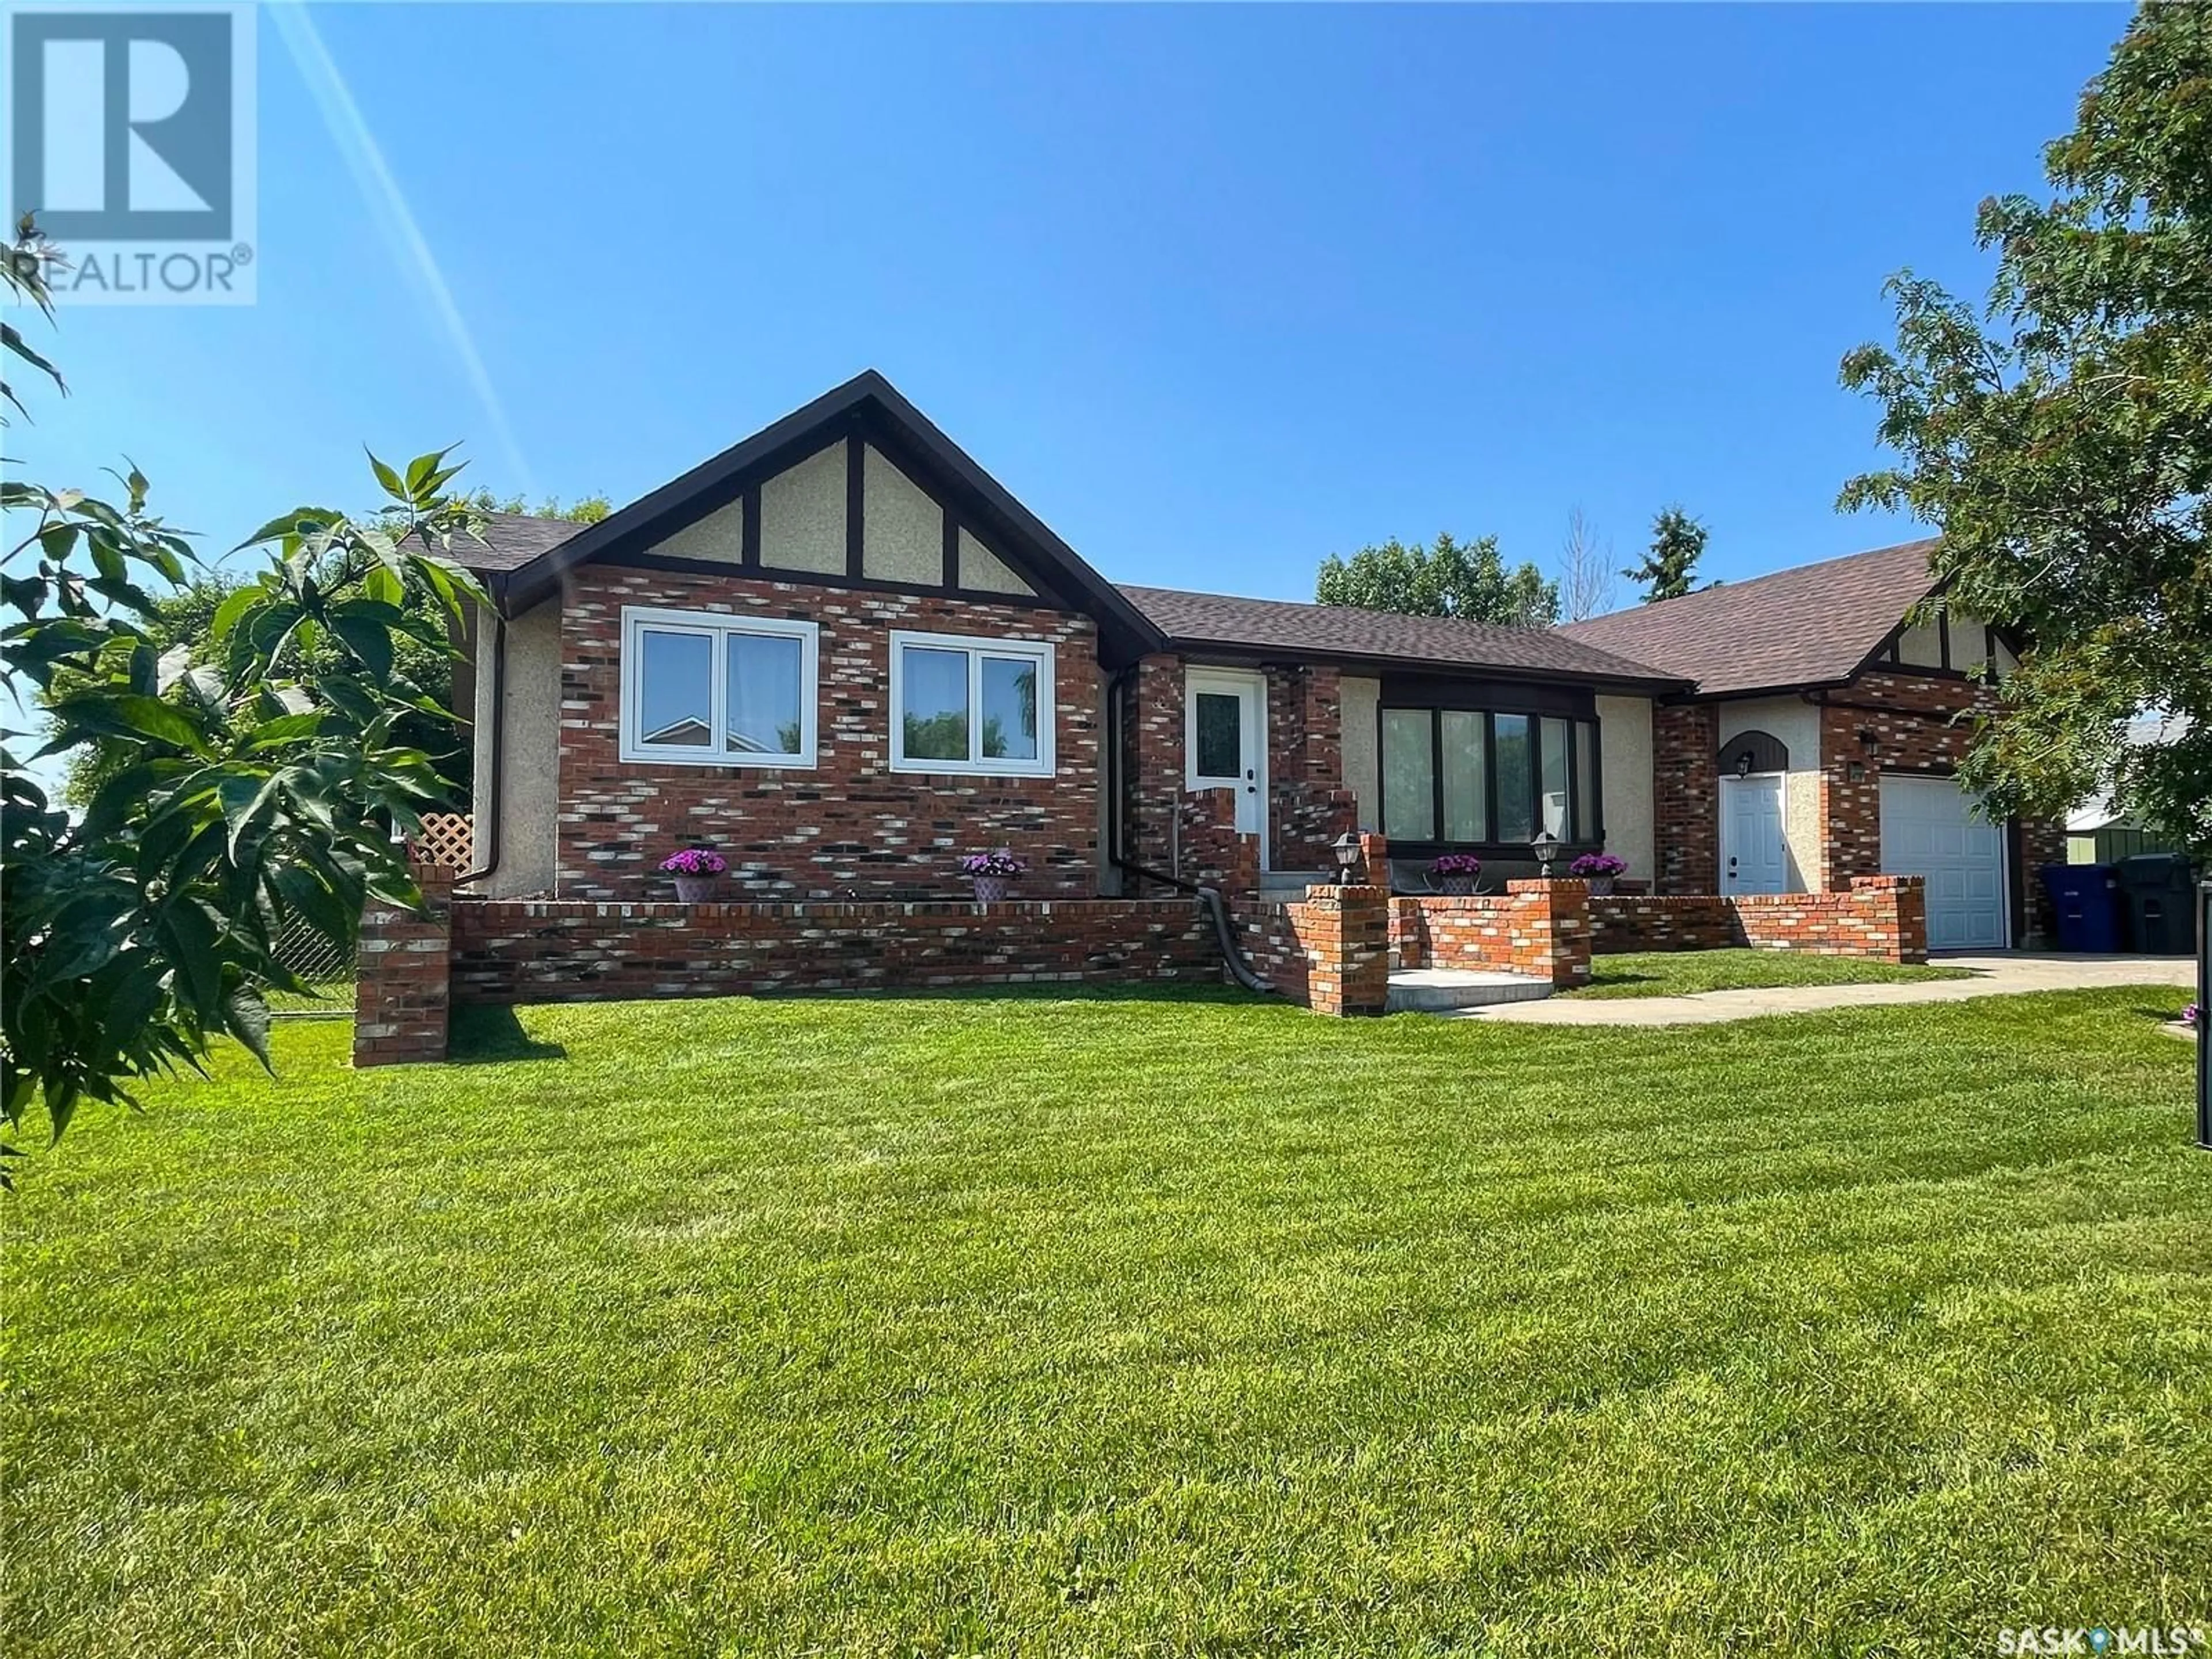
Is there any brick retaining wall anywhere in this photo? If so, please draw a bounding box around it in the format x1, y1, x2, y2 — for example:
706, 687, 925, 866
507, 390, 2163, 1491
1589, 875, 1927, 964
1390, 880, 1594, 988
449, 896, 1222, 1005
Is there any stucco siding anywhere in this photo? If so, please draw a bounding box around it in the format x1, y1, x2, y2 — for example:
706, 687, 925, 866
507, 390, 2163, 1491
1594, 694, 1655, 886
468, 599, 561, 898
1717, 694, 1820, 891
861, 444, 942, 584
653, 497, 745, 566
759, 443, 846, 574
1340, 675, 1380, 831
1897, 620, 1944, 669
959, 527, 1035, 597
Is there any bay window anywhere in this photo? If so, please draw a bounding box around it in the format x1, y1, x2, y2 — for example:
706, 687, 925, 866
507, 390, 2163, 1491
620, 607, 818, 766
889, 630, 1055, 777
1378, 700, 1603, 850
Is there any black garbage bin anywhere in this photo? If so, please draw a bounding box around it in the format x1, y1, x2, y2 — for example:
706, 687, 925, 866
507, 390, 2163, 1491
2040, 863, 2122, 953
2113, 853, 2199, 954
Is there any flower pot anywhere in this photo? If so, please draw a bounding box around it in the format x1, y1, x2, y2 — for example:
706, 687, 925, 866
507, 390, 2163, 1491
1438, 875, 1476, 896
672, 874, 718, 903
1587, 876, 1615, 896
971, 876, 1011, 904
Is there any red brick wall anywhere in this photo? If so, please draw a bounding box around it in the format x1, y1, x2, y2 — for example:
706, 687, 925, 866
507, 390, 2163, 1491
1120, 654, 1184, 885
1179, 786, 1259, 896
1120, 653, 1354, 889
355, 865, 452, 1067
450, 896, 1222, 1003
1266, 664, 1357, 873
1585, 893, 1736, 953
1654, 703, 1719, 894
1815, 672, 2059, 938
1390, 879, 1593, 988
1231, 899, 1311, 1007
1588, 874, 1928, 964
554, 567, 1103, 903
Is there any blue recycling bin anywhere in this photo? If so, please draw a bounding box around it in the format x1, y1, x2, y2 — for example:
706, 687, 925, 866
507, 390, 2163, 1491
2040, 863, 2122, 953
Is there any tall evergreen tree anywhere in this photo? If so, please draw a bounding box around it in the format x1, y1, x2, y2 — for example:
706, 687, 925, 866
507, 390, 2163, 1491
1623, 507, 1708, 604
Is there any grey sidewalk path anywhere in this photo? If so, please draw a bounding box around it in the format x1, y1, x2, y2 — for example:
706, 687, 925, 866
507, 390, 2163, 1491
1456, 952, 2198, 1027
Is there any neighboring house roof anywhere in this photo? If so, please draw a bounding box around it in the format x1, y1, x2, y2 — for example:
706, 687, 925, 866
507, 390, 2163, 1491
1120, 585, 1687, 690
1558, 537, 1942, 696
441, 512, 586, 573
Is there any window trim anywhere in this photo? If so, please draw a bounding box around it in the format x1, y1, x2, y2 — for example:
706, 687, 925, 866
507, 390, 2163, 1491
887, 628, 1057, 778
618, 605, 820, 768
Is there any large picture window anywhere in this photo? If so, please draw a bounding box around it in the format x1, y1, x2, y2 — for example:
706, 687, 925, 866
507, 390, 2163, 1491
620, 607, 819, 767
1379, 704, 1602, 849
888, 630, 1055, 777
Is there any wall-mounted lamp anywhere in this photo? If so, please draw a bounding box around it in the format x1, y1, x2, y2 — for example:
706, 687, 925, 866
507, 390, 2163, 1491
1857, 726, 1880, 753
1330, 831, 1363, 887
1735, 751, 1755, 778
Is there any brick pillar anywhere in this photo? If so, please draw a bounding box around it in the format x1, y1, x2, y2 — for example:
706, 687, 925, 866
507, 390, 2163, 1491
1506, 877, 1594, 988
1653, 703, 1719, 893
1847, 873, 1927, 964
355, 863, 453, 1067
1293, 884, 1390, 1016
1357, 831, 1388, 889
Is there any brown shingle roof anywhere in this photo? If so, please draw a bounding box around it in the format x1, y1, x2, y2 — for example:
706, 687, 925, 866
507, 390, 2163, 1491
438, 512, 588, 574
1118, 585, 1686, 688
1558, 537, 1941, 695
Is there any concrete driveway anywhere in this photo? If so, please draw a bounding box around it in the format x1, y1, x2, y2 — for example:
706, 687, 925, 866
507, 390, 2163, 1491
1460, 952, 2198, 1027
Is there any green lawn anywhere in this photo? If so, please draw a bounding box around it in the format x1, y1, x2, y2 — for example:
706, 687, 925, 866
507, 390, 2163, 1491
6, 987, 2207, 1657
1569, 948, 1977, 999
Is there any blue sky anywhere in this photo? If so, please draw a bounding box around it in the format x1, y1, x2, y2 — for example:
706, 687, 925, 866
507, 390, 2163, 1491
13, 1, 2128, 607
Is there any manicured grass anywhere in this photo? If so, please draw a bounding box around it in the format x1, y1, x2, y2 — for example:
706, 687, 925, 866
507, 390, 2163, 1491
1568, 947, 1977, 999
6, 988, 2208, 1657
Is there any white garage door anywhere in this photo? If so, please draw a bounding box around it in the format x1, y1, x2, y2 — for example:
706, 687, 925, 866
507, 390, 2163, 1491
1879, 775, 2008, 950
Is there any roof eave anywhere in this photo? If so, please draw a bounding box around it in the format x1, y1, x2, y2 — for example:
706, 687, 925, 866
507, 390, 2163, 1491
1161, 635, 1692, 695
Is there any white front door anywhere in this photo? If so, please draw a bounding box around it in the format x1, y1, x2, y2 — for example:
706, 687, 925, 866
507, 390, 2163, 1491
1721, 774, 1788, 895
1880, 774, 2008, 950
1185, 669, 1268, 862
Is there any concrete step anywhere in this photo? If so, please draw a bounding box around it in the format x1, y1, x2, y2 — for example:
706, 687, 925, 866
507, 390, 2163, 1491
1386, 967, 1553, 1013
1256, 871, 1331, 906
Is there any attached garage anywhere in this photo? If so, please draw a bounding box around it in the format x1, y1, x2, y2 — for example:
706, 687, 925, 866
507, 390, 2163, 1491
1879, 774, 2009, 950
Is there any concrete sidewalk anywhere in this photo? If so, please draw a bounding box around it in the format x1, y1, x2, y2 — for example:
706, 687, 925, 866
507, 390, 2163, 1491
1457, 952, 2197, 1027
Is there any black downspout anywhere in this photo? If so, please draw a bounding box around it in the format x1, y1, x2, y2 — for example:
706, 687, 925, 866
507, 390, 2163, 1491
453, 596, 506, 892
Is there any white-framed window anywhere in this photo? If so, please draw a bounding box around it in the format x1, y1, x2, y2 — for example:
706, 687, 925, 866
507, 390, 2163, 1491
619, 606, 819, 768
888, 629, 1056, 778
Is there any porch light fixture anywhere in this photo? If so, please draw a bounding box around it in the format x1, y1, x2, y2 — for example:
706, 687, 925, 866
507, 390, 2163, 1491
1735, 751, 1754, 778
1330, 831, 1363, 885
1532, 827, 1562, 878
